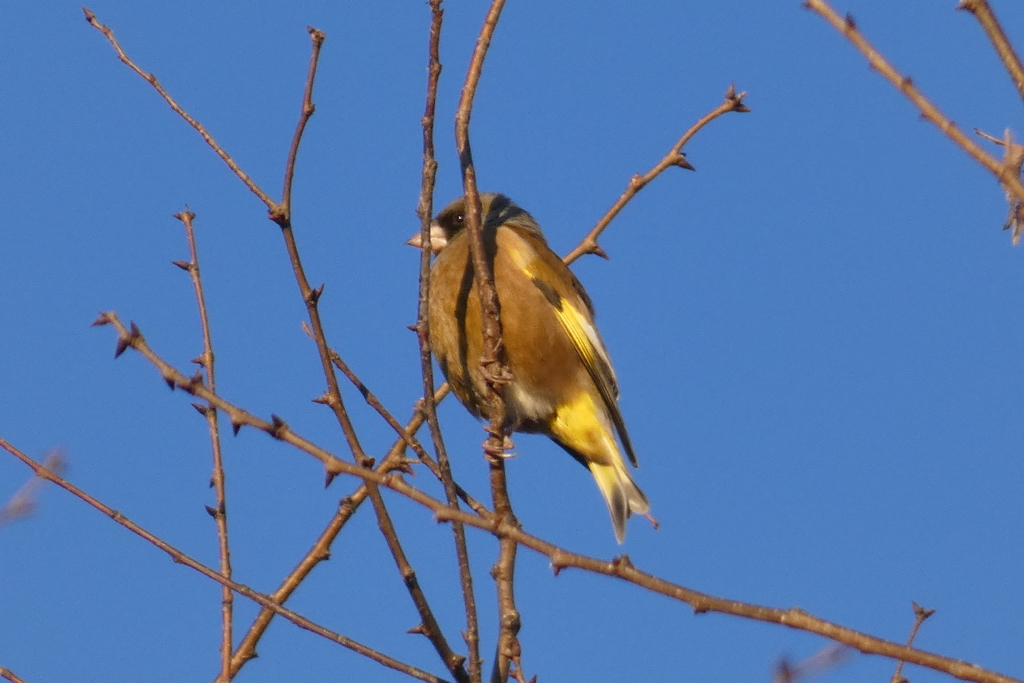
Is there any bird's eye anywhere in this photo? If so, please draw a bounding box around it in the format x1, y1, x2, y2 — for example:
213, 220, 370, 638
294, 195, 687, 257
456, 213, 464, 226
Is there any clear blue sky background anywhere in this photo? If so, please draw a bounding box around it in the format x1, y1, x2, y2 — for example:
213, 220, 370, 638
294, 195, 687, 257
2, 1, 1023, 682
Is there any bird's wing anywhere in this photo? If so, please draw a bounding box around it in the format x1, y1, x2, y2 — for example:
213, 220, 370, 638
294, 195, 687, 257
504, 231, 639, 467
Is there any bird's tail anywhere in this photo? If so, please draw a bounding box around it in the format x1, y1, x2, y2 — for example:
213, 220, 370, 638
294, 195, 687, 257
546, 390, 650, 543
590, 459, 649, 544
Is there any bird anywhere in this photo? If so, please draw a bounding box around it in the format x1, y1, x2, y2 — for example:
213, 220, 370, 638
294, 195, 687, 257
409, 192, 649, 543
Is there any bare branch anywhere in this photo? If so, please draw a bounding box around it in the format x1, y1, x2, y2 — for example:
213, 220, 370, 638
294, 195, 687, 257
173, 208, 233, 682
92, 311, 1021, 683
0, 667, 30, 683
279, 27, 325, 215
0, 437, 451, 683
82, 8, 275, 210
804, 0, 1024, 243
257, 30, 467, 681
415, 2, 483, 679
890, 601, 937, 683
315, 333, 486, 514
563, 84, 750, 265
957, 0, 1024, 105
452, 2, 525, 681
229, 384, 453, 676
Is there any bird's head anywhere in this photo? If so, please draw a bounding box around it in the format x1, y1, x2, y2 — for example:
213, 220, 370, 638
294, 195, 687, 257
406, 193, 542, 253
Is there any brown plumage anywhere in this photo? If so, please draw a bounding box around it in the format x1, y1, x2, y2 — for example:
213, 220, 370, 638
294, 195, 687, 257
413, 192, 649, 543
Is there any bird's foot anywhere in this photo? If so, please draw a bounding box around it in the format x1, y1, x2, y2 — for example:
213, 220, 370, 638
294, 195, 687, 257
482, 433, 517, 459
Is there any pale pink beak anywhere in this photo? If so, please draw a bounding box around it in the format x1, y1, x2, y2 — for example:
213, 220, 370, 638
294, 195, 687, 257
406, 222, 449, 254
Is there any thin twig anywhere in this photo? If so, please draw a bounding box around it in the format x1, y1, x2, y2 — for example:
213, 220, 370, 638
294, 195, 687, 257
452, 2, 523, 681
975, 127, 1024, 239
956, 0, 1024, 105
804, 0, 1024, 244
173, 209, 233, 682
279, 27, 324, 215
563, 85, 749, 265
318, 337, 486, 515
263, 31, 467, 683
228, 384, 453, 676
92, 312, 1022, 683
415, 2, 484, 680
82, 8, 275, 210
890, 602, 936, 683
0, 437, 450, 683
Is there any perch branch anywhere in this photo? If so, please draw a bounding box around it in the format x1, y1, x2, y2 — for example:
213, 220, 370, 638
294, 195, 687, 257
452, 2, 525, 681
92, 311, 1020, 683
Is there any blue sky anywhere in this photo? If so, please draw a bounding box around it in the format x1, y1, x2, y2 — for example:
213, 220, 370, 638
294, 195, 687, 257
2, 1, 1023, 682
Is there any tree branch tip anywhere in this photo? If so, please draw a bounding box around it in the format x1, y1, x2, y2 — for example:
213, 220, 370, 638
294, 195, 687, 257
407, 623, 428, 636
911, 601, 936, 620
406, 324, 420, 333
230, 419, 243, 436
172, 209, 196, 222
311, 393, 331, 405
190, 355, 205, 366
191, 402, 210, 417
590, 244, 610, 260
307, 26, 326, 43
163, 374, 177, 391
90, 311, 112, 327
82, 7, 96, 22
724, 84, 750, 112
205, 504, 218, 518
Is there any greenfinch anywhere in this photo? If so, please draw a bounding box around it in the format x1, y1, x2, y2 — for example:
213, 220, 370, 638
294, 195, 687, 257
411, 193, 649, 543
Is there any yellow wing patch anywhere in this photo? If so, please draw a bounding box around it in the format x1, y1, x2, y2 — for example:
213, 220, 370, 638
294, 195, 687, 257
503, 234, 638, 467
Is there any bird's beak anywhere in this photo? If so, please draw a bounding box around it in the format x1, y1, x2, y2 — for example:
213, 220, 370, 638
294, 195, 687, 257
406, 222, 449, 254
